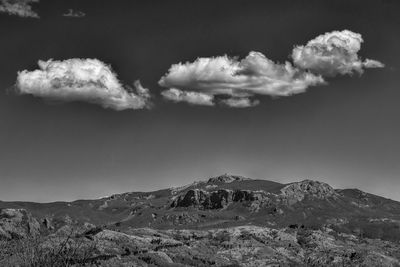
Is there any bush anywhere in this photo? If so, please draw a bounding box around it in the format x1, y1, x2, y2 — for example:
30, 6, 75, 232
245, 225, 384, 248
0, 232, 98, 266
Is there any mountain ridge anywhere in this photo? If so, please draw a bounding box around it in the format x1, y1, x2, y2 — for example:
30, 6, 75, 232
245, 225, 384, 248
1, 174, 399, 233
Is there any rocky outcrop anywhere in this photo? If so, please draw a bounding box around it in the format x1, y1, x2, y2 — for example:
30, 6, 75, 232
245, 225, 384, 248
0, 209, 40, 240
280, 180, 339, 205
232, 190, 256, 202
171, 180, 341, 211
203, 190, 233, 209
171, 189, 270, 210
171, 189, 208, 208
172, 179, 341, 211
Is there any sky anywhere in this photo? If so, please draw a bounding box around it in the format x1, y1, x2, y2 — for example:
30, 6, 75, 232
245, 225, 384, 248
0, 0, 399, 202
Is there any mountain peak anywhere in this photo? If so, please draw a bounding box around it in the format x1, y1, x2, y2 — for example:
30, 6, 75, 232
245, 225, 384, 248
207, 174, 251, 184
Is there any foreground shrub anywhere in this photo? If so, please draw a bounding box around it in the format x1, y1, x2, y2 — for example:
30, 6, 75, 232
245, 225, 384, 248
0, 233, 98, 267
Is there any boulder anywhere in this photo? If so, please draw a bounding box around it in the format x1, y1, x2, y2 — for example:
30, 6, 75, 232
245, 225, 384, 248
0, 209, 40, 240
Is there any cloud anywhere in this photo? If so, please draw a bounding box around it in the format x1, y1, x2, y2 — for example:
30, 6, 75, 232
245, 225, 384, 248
292, 30, 384, 76
161, 88, 214, 106
161, 88, 259, 108
220, 97, 260, 108
363, 59, 385, 69
0, 0, 39, 18
159, 52, 324, 104
16, 58, 151, 110
63, 9, 85, 18
159, 30, 384, 108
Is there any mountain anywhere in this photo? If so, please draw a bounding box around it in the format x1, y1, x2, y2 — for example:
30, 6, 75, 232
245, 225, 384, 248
1, 174, 400, 266
1, 174, 399, 236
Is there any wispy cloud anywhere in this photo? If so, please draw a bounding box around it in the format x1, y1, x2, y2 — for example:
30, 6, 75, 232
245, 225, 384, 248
63, 9, 85, 18
220, 97, 260, 108
16, 59, 152, 111
161, 88, 214, 106
0, 0, 39, 18
159, 30, 384, 108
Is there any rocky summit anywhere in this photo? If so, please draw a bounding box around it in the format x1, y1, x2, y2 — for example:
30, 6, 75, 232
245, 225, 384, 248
206, 174, 251, 184
1, 175, 400, 266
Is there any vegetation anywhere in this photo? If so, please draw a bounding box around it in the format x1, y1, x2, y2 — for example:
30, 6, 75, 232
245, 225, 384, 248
0, 234, 98, 267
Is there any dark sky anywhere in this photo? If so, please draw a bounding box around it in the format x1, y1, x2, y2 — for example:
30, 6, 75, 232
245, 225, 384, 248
0, 0, 399, 202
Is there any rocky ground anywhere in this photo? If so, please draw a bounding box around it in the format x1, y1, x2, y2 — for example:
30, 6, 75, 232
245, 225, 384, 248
1, 214, 399, 266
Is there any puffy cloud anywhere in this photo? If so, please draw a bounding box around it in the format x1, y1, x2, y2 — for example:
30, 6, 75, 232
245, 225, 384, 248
220, 97, 260, 108
16, 58, 151, 110
161, 88, 214, 106
159, 30, 384, 108
63, 9, 85, 18
0, 0, 39, 18
292, 30, 384, 76
159, 51, 324, 102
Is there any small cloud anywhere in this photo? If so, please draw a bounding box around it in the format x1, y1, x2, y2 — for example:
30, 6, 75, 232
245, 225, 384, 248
0, 0, 39, 18
161, 88, 214, 106
363, 59, 385, 69
292, 30, 384, 76
63, 9, 85, 18
16, 58, 151, 111
220, 97, 260, 108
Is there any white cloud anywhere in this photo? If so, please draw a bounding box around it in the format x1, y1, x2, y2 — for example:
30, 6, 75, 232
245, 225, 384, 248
161, 88, 214, 106
16, 58, 151, 110
159, 51, 324, 102
0, 0, 39, 18
159, 30, 384, 108
292, 30, 384, 76
220, 97, 260, 108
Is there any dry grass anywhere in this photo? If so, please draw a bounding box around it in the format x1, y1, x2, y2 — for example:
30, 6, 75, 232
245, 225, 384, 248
0, 232, 98, 267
